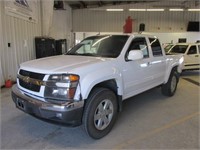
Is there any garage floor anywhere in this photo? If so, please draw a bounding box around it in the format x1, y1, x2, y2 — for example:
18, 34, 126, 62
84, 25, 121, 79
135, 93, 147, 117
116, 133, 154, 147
1, 71, 199, 149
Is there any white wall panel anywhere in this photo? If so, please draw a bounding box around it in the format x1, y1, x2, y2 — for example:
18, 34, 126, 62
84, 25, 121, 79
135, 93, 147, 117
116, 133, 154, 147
0, 1, 4, 86
72, 2, 199, 33
49, 3, 72, 49
0, 0, 41, 86
41, 0, 54, 36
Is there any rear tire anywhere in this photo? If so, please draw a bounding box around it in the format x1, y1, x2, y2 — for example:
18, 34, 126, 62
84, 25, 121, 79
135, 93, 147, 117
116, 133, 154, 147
83, 88, 118, 139
162, 69, 179, 96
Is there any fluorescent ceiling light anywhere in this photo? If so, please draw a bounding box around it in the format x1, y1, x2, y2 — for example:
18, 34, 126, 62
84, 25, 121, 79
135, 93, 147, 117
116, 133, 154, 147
106, 9, 124, 11
169, 9, 184, 11
147, 9, 164, 11
188, 9, 200, 11
129, 9, 146, 11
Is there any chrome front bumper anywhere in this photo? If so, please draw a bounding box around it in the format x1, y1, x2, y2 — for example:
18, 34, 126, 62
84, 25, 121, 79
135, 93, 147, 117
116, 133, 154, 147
11, 84, 84, 126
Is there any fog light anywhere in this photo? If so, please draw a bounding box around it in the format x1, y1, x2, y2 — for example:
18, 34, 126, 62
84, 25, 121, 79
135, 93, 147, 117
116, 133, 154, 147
56, 113, 62, 118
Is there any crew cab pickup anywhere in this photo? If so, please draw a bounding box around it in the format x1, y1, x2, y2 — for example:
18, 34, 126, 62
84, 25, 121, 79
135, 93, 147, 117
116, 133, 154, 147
12, 34, 184, 139
167, 43, 200, 70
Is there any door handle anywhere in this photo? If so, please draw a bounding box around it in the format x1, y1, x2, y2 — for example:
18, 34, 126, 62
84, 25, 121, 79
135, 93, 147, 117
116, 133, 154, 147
140, 62, 150, 67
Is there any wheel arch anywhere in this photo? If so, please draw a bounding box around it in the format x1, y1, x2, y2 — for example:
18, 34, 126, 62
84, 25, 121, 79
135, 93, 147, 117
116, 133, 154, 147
164, 65, 179, 84
85, 79, 123, 112
161, 65, 179, 96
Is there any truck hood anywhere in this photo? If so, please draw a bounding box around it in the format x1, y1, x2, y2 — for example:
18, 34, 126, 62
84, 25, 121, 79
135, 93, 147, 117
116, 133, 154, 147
20, 55, 110, 74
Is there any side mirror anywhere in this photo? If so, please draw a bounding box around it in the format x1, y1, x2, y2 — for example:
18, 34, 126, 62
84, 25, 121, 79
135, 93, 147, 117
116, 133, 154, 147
127, 50, 143, 61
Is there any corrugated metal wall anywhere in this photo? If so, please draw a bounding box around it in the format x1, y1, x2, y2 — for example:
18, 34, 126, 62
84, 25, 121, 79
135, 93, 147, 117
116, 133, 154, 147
72, 2, 199, 32
0, 1, 4, 86
49, 3, 73, 49
73, 10, 199, 32
0, 0, 41, 86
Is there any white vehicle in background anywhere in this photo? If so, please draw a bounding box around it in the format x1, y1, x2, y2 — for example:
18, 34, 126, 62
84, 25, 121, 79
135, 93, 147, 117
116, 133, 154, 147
167, 43, 200, 70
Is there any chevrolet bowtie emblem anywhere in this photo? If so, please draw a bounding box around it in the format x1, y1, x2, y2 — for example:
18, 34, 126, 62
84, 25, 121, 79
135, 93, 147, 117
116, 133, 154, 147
23, 76, 30, 83
35, 80, 43, 86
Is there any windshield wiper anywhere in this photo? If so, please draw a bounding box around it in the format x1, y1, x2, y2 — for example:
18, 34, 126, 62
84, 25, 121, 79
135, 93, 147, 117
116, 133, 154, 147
77, 53, 97, 56
65, 53, 98, 56
65, 53, 77, 55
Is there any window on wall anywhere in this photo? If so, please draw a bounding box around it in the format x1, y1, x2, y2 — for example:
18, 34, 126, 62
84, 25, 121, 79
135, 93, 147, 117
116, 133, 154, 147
127, 37, 149, 58
149, 38, 163, 56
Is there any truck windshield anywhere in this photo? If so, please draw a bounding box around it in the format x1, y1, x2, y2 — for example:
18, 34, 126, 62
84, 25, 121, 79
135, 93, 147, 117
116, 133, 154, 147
169, 45, 188, 54
66, 35, 129, 58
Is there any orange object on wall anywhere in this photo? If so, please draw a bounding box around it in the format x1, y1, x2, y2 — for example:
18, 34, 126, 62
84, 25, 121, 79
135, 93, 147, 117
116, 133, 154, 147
123, 16, 133, 33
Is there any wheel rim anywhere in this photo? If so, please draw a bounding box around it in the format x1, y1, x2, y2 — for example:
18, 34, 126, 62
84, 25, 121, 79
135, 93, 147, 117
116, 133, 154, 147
94, 99, 114, 130
171, 75, 177, 93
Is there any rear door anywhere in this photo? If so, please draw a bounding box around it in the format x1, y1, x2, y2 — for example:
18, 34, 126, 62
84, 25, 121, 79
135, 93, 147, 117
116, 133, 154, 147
148, 38, 167, 85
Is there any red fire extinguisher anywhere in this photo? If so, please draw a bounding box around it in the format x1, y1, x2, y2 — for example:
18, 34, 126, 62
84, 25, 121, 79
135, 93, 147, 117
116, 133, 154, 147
5, 77, 13, 88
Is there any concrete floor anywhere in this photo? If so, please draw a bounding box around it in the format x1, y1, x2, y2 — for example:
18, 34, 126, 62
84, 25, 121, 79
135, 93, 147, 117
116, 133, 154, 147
1, 71, 199, 149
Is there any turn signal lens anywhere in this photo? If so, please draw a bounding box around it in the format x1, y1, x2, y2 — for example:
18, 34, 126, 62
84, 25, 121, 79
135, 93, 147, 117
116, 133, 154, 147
68, 88, 76, 99
69, 75, 79, 82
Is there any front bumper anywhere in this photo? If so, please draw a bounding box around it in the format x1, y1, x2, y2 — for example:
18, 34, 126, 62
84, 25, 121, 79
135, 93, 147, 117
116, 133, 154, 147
11, 84, 84, 126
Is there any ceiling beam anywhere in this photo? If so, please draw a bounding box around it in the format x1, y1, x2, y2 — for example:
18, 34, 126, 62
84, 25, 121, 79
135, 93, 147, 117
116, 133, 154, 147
98, 1, 104, 7
113, 1, 122, 5
79, 1, 87, 8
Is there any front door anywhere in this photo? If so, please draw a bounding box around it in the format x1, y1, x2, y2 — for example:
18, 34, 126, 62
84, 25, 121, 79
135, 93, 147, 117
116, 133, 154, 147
184, 45, 200, 69
122, 37, 154, 99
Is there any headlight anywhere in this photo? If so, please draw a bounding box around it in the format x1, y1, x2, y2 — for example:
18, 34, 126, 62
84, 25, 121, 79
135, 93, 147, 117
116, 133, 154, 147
44, 74, 79, 101
179, 56, 184, 64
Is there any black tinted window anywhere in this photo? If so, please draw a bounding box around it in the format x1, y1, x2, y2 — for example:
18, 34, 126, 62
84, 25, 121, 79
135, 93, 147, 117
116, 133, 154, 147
198, 45, 200, 53
149, 38, 163, 56
169, 45, 188, 54
187, 45, 197, 55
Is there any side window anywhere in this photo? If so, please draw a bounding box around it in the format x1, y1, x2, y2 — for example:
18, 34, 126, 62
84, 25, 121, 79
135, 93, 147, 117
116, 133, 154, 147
187, 45, 197, 55
198, 45, 200, 53
127, 37, 149, 58
149, 38, 163, 56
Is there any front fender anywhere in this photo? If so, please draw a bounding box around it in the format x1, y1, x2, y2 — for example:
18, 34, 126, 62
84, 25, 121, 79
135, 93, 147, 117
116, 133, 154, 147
80, 67, 123, 100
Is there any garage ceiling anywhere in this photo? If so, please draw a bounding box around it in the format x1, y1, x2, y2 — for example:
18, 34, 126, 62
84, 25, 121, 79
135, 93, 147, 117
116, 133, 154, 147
63, 0, 200, 10
65, 0, 157, 9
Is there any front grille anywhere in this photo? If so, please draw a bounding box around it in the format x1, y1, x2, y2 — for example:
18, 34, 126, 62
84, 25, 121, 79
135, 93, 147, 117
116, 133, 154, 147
18, 69, 45, 92
19, 70, 45, 80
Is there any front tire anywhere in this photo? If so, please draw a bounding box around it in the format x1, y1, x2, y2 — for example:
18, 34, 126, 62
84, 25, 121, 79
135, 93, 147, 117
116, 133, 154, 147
161, 69, 179, 96
83, 88, 118, 139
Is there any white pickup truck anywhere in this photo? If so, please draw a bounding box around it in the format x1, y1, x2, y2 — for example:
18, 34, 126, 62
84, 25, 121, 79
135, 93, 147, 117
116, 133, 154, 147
12, 34, 184, 139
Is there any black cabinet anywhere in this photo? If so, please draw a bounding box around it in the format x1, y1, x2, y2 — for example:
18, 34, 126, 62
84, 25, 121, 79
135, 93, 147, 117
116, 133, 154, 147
55, 39, 67, 55
35, 37, 56, 59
